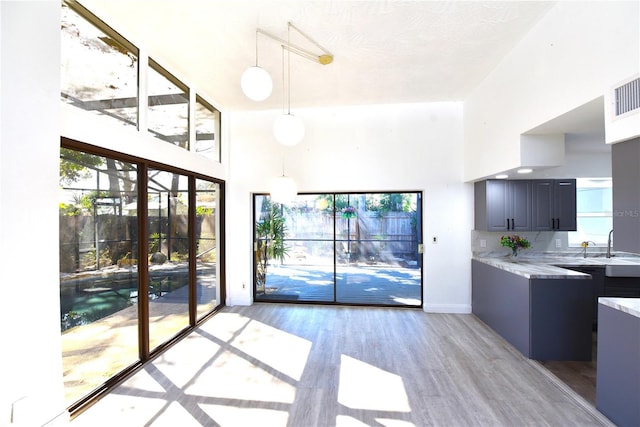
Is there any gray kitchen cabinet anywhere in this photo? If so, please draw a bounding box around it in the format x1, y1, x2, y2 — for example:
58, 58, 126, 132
531, 179, 576, 231
475, 180, 531, 231
596, 301, 640, 427
612, 137, 640, 253
562, 265, 604, 328
472, 260, 593, 360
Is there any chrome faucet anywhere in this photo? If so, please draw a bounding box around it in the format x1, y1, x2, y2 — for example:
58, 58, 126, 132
606, 229, 614, 258
582, 241, 596, 258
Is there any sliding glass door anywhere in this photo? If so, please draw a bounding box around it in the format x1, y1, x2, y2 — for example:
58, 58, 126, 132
254, 192, 422, 306
59, 144, 224, 407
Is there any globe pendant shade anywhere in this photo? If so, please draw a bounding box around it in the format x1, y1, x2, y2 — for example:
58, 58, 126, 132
273, 113, 305, 146
240, 66, 273, 101
269, 175, 298, 205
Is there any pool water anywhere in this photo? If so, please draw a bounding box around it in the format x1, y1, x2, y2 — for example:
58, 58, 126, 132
60, 270, 189, 331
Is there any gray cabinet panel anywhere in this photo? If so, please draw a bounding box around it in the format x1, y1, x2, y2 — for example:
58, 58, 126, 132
472, 260, 530, 356
531, 179, 576, 231
472, 260, 592, 361
596, 304, 640, 427
612, 138, 640, 253
475, 180, 531, 231
531, 180, 554, 230
555, 179, 577, 231
509, 180, 532, 231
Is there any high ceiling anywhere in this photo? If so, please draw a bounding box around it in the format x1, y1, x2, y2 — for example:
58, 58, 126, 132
80, 0, 556, 112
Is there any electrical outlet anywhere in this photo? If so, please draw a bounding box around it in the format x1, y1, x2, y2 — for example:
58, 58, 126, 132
432, 236, 438, 244
555, 239, 561, 248
480, 239, 486, 248
242, 282, 246, 289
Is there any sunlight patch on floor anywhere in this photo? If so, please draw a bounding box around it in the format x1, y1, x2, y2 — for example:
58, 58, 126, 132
232, 319, 312, 382
338, 355, 411, 412
199, 404, 289, 426
186, 349, 297, 403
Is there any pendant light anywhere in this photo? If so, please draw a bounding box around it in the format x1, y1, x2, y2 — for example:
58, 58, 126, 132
274, 24, 304, 146
269, 158, 297, 204
240, 30, 273, 101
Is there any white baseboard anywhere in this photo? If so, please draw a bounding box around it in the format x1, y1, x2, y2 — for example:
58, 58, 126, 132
423, 303, 472, 314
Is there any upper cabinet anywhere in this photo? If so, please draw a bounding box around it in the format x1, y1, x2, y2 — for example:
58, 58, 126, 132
612, 138, 640, 253
475, 179, 576, 232
475, 180, 531, 231
531, 179, 577, 231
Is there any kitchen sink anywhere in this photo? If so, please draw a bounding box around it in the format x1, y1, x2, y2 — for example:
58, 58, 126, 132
605, 264, 640, 277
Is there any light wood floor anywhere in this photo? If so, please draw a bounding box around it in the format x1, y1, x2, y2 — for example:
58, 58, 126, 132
71, 304, 614, 426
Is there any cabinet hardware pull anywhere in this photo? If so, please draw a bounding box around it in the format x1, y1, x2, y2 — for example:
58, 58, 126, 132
511, 218, 515, 230
507, 218, 510, 230
557, 218, 560, 229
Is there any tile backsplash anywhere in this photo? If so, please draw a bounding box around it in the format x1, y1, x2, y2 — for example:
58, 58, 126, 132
471, 230, 608, 256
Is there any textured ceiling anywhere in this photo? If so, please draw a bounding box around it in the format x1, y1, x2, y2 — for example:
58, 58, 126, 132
80, 0, 556, 111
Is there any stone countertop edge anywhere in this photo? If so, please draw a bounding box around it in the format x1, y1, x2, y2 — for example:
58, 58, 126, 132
599, 297, 640, 318
472, 256, 592, 280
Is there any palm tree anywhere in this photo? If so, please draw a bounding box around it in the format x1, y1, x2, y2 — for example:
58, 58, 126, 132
255, 203, 289, 294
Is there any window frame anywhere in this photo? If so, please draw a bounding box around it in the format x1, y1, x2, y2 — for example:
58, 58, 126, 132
61, 137, 226, 417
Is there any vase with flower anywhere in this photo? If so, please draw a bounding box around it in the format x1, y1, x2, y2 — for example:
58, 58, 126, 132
500, 234, 531, 257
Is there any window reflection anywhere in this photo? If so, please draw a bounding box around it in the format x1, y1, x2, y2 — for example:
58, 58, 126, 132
147, 169, 190, 350
195, 96, 221, 162
196, 179, 219, 319
59, 148, 139, 404
148, 60, 189, 148
60, 2, 138, 128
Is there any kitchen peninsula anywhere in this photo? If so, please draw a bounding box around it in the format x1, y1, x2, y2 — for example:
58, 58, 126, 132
473, 253, 640, 362
472, 256, 593, 361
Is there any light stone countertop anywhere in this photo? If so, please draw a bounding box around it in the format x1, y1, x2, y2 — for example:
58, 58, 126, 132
472, 252, 640, 280
599, 297, 640, 318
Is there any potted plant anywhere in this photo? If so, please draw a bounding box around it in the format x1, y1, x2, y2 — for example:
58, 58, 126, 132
500, 234, 531, 257
255, 203, 289, 294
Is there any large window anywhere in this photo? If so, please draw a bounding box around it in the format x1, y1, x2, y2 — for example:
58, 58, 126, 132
62, 0, 220, 159
254, 192, 422, 306
59, 149, 140, 404
61, 1, 138, 129
148, 60, 190, 148
59, 143, 223, 410
195, 96, 222, 162
568, 178, 612, 246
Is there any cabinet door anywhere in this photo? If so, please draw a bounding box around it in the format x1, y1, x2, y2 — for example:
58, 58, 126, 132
486, 180, 509, 230
612, 138, 640, 253
509, 180, 531, 231
554, 179, 576, 231
531, 180, 554, 231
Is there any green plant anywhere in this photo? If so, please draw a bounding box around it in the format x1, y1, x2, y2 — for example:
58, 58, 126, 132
500, 235, 531, 256
196, 206, 213, 216
255, 203, 289, 293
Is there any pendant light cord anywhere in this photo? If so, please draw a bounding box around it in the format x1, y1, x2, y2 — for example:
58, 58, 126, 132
281, 46, 286, 114
254, 29, 259, 67
287, 23, 291, 115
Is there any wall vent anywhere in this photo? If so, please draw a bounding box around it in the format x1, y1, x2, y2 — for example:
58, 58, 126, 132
614, 77, 640, 116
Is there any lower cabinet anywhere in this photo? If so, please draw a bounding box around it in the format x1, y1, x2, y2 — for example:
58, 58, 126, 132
562, 266, 604, 328
596, 302, 640, 427
472, 260, 593, 361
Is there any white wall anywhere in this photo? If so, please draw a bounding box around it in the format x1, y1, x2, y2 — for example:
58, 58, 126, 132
464, 1, 640, 182
226, 102, 474, 313
0, 2, 68, 425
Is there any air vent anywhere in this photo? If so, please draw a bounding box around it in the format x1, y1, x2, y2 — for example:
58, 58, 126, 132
614, 77, 640, 116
